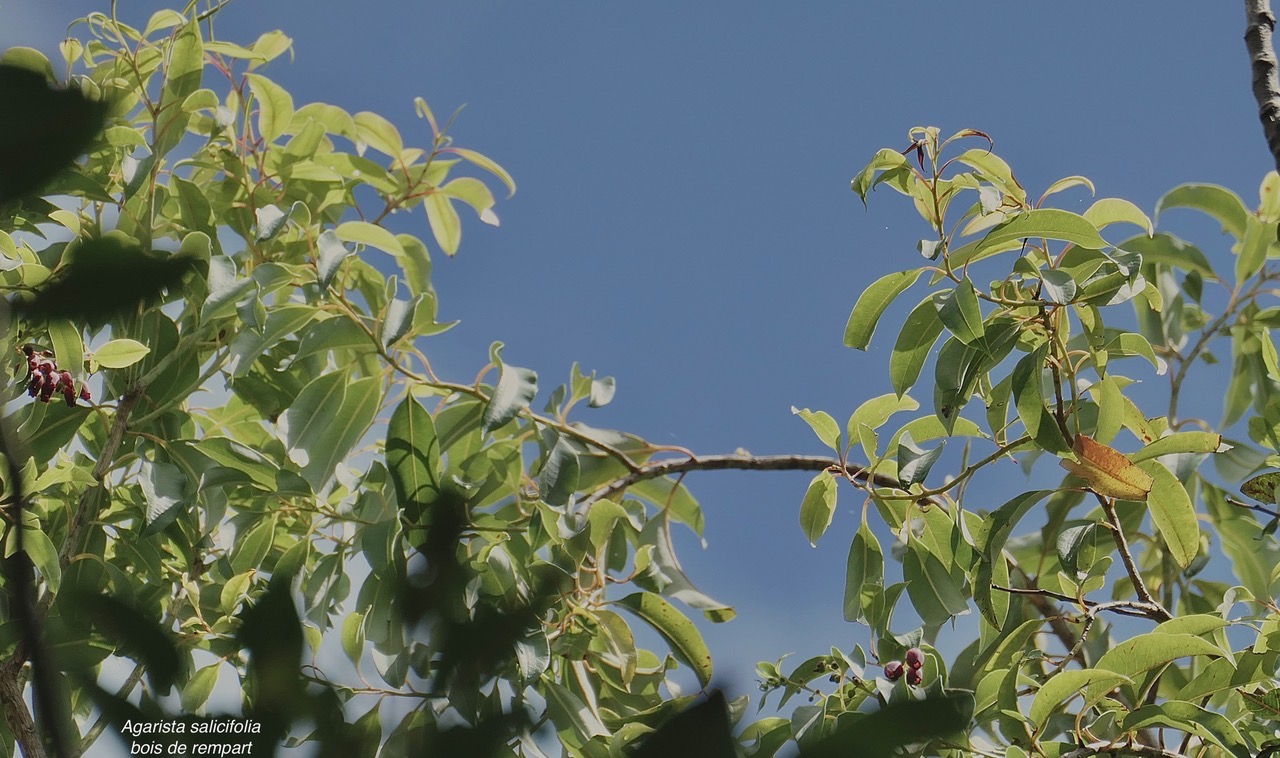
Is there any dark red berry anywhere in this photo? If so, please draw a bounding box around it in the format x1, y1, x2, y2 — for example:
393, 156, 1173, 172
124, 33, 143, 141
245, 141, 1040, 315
58, 370, 73, 389
906, 667, 923, 686
79, 385, 91, 402
883, 660, 904, 681
27, 373, 42, 397
905, 648, 925, 670
62, 386, 76, 407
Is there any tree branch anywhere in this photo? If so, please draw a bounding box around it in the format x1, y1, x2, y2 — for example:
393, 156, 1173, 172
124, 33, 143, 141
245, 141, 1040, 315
1246, 0, 1280, 173
1097, 493, 1171, 622
576, 453, 922, 510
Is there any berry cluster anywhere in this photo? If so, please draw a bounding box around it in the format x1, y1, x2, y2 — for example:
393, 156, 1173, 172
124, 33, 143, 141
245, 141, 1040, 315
883, 647, 925, 686
22, 345, 90, 407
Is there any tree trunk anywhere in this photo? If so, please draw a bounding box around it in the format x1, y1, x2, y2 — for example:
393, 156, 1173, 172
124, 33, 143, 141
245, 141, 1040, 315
1245, 0, 1280, 172
0, 662, 46, 758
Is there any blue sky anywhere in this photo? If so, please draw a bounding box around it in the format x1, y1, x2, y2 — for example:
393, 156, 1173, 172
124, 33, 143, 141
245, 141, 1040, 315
1, 0, 1272, 723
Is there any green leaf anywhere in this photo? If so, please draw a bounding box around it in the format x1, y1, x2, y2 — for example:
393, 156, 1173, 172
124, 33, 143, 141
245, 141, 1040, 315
139, 459, 186, 536
380, 293, 423, 348
792, 406, 841, 451
245, 73, 295, 143
153, 21, 202, 158
425, 191, 462, 257
540, 435, 579, 507
514, 628, 550, 684
968, 209, 1109, 262
975, 490, 1056, 561
1117, 233, 1216, 279
335, 220, 405, 256
450, 147, 516, 195
1028, 670, 1131, 730
847, 393, 918, 459
354, 111, 404, 157
799, 471, 838, 547
22, 527, 59, 594
442, 177, 499, 226
851, 148, 910, 204
316, 230, 352, 289
1083, 197, 1153, 236
896, 431, 944, 486
615, 592, 713, 687
890, 295, 945, 397
1011, 344, 1070, 455
543, 680, 610, 740
1120, 702, 1250, 758
341, 611, 365, 666
1087, 633, 1224, 701
231, 517, 275, 574
1238, 215, 1275, 282
1039, 268, 1076, 304
92, 339, 150, 369
1156, 183, 1249, 240
386, 396, 440, 531
937, 278, 984, 344
180, 664, 220, 712
481, 345, 537, 433
1137, 460, 1200, 569
284, 372, 382, 489
903, 544, 968, 626
1130, 432, 1228, 462
843, 521, 883, 624
843, 268, 926, 350
46, 320, 84, 382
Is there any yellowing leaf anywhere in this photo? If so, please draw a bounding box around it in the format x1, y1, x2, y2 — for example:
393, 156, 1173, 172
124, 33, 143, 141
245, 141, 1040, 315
1059, 434, 1152, 501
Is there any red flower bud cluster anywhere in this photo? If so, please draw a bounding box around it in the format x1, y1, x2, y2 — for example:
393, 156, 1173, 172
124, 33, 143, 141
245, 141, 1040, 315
883, 647, 926, 686
22, 344, 89, 408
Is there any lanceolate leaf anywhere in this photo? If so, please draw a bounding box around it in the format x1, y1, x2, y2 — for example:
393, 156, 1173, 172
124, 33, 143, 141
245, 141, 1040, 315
844, 268, 926, 350
843, 521, 883, 624
890, 295, 945, 397
1028, 670, 1131, 731
1155, 183, 1249, 240
615, 592, 713, 687
1086, 633, 1224, 701
903, 545, 968, 626
316, 229, 352, 289
386, 396, 441, 515
968, 208, 1109, 263
799, 471, 838, 546
481, 346, 538, 433
1138, 460, 1200, 569
936, 277, 984, 344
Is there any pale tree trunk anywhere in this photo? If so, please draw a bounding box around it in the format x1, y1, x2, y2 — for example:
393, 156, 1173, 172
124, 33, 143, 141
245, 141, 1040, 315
1246, 0, 1280, 172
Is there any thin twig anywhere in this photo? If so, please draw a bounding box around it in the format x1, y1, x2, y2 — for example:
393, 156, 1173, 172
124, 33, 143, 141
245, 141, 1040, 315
1096, 493, 1171, 622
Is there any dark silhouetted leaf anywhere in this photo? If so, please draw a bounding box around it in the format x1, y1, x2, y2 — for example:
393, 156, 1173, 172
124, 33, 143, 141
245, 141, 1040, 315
14, 237, 196, 321
632, 690, 736, 758
0, 64, 107, 202
801, 692, 973, 757
237, 575, 304, 731
74, 593, 182, 693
